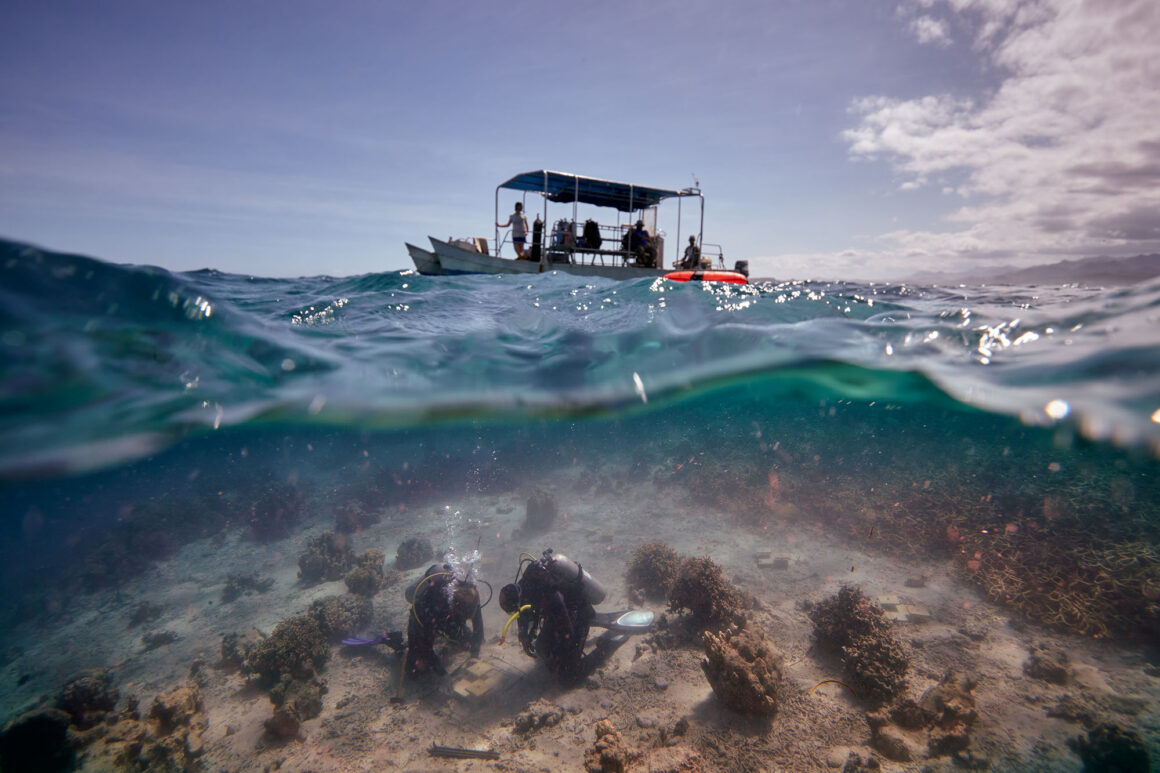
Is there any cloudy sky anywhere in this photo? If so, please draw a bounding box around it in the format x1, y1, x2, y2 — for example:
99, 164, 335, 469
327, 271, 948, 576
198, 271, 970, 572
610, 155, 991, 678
1, 0, 1157, 279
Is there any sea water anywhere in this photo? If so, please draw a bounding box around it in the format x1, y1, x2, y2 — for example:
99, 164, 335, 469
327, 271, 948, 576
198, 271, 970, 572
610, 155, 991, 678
2, 239, 1159, 766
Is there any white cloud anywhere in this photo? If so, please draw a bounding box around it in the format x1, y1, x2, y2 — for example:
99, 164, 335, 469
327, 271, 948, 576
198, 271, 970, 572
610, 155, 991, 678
845, 0, 1160, 268
909, 15, 952, 46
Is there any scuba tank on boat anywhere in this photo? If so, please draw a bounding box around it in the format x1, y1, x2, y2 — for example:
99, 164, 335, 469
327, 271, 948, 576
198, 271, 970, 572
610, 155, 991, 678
531, 216, 543, 261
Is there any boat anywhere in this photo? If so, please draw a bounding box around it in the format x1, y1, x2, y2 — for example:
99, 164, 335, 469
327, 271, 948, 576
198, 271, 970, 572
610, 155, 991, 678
409, 170, 749, 281
664, 269, 748, 285
405, 242, 442, 275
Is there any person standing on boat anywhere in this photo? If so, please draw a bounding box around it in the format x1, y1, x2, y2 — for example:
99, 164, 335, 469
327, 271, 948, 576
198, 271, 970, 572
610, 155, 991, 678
498, 202, 530, 259
630, 220, 655, 267
680, 235, 700, 269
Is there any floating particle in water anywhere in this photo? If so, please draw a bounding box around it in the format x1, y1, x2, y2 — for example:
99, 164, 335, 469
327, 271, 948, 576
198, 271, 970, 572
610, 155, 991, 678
632, 372, 647, 403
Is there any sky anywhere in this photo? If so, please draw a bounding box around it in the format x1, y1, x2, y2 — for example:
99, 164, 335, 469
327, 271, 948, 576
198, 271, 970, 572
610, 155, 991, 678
1, 0, 1158, 280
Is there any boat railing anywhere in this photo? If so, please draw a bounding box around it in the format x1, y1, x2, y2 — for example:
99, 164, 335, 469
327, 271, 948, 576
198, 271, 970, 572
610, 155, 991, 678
450, 236, 490, 254
545, 220, 673, 268
701, 243, 726, 269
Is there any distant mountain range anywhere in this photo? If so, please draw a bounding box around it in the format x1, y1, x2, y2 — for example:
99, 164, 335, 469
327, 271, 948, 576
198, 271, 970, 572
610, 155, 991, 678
911, 253, 1160, 286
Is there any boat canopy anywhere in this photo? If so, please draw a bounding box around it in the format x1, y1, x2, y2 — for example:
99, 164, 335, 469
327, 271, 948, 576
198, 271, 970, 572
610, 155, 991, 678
498, 170, 687, 212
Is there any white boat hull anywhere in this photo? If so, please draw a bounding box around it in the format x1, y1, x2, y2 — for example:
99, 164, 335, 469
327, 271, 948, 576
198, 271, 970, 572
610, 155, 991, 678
427, 237, 667, 280
405, 242, 442, 275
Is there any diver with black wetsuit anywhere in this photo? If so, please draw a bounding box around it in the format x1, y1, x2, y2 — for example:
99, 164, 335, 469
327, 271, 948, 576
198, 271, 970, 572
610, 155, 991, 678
500, 549, 645, 685
344, 564, 485, 678
404, 564, 484, 676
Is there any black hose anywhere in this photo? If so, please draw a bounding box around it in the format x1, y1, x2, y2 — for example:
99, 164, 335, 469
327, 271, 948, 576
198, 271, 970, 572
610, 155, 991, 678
476, 579, 494, 608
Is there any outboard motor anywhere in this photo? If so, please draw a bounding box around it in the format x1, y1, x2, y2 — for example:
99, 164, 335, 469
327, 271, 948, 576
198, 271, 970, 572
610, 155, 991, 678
733, 260, 750, 278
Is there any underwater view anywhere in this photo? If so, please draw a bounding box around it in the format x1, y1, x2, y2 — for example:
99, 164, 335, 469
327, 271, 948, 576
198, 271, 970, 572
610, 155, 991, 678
2, 238, 1159, 772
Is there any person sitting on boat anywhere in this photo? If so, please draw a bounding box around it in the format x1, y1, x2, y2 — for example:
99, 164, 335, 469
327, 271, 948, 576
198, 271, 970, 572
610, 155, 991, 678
498, 202, 530, 259
680, 235, 700, 269
630, 221, 656, 268
499, 549, 624, 686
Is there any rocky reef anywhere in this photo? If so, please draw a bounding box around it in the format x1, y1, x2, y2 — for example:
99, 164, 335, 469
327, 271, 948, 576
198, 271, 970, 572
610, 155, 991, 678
867, 670, 978, 762
516, 488, 558, 537
232, 613, 334, 743
394, 535, 434, 570
625, 541, 682, 603
667, 556, 747, 633
344, 548, 388, 597
701, 626, 784, 716
808, 585, 909, 705
584, 718, 637, 772
220, 572, 274, 603
0, 672, 207, 773
245, 614, 330, 687
1024, 643, 1071, 685
333, 499, 381, 534
308, 594, 373, 641
1069, 722, 1151, 773
582, 718, 702, 773
56, 668, 119, 729
297, 531, 353, 584
265, 675, 326, 742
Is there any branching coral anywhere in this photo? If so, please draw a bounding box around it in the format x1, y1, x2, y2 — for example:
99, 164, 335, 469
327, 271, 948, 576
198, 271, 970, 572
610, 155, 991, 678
626, 542, 682, 602
668, 556, 747, 632
809, 585, 909, 705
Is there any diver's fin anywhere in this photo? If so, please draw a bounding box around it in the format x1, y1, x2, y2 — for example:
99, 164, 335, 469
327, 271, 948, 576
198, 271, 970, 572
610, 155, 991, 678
343, 635, 386, 646
342, 631, 405, 651
589, 609, 654, 633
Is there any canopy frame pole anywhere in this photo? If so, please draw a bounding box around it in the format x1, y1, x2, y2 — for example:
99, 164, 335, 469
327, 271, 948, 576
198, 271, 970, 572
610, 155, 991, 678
493, 184, 499, 256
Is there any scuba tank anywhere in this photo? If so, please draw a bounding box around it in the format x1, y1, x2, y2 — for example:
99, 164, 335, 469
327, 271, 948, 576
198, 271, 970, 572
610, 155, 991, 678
531, 216, 543, 261
543, 550, 606, 605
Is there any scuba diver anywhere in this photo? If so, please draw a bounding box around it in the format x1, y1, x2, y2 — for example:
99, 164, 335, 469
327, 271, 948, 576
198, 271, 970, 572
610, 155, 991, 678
344, 563, 486, 678
499, 549, 654, 686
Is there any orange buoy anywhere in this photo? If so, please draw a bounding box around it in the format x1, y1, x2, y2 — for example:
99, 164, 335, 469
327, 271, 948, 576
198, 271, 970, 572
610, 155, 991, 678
663, 270, 748, 284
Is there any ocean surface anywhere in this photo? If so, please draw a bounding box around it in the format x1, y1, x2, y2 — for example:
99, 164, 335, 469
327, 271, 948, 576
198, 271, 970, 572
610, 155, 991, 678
3, 236, 1160, 584
2, 238, 1159, 767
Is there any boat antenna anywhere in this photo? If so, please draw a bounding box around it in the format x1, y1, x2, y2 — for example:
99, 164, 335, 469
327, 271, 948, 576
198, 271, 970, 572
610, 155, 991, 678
691, 172, 700, 189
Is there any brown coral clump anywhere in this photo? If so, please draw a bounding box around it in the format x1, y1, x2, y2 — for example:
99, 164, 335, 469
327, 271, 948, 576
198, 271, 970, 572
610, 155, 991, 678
265, 676, 326, 741
65, 682, 208, 772
334, 500, 381, 534
584, 719, 639, 773
809, 585, 909, 705
395, 536, 434, 569
701, 627, 783, 716
56, 669, 119, 730
344, 549, 386, 596
309, 594, 373, 641
246, 615, 329, 687
668, 556, 747, 632
519, 489, 558, 536
297, 532, 353, 584
626, 542, 682, 602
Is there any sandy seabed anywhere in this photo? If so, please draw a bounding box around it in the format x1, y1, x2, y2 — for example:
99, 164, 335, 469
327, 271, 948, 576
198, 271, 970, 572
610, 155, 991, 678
3, 463, 1159, 772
